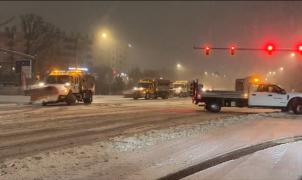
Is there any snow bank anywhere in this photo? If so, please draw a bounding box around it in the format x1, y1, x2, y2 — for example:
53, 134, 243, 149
0, 95, 30, 104
110, 112, 286, 152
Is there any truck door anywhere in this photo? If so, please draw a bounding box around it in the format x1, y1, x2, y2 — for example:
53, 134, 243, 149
249, 84, 287, 107
70, 76, 79, 93
248, 84, 268, 106
266, 85, 287, 107
74, 76, 80, 93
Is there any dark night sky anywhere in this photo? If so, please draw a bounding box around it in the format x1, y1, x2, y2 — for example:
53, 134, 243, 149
1, 1, 302, 83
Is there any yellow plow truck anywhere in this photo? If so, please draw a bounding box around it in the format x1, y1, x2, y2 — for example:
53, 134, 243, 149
28, 68, 95, 105
132, 79, 171, 100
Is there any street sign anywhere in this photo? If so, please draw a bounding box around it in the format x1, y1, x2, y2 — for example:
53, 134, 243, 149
16, 60, 32, 79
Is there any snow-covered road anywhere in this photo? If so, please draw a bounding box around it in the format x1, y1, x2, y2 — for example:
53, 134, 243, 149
186, 141, 302, 180
0, 95, 301, 179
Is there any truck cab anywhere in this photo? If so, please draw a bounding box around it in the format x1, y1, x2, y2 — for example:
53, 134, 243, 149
133, 80, 155, 99
172, 80, 190, 97
248, 84, 287, 107
133, 79, 170, 100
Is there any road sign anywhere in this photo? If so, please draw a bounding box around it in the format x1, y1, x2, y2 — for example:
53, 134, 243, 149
16, 60, 32, 79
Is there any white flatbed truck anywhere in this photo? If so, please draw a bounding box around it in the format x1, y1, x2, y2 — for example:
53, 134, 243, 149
192, 76, 302, 114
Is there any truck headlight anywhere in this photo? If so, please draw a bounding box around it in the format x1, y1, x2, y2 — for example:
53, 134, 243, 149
38, 82, 45, 87
197, 94, 202, 99
65, 82, 71, 86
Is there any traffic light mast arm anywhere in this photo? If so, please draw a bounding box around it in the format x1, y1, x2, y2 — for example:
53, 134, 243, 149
0, 47, 36, 59
193, 46, 293, 51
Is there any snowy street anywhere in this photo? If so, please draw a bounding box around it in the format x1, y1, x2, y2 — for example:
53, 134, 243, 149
2, 1, 302, 180
0, 96, 301, 179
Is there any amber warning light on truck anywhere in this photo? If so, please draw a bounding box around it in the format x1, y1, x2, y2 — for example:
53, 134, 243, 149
68, 67, 89, 71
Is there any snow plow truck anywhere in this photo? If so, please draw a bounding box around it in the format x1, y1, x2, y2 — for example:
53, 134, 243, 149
27, 68, 95, 105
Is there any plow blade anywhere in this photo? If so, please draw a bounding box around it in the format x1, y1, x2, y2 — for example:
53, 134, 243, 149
26, 86, 59, 102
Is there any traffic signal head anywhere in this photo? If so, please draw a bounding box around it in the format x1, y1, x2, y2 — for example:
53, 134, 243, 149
205, 46, 210, 55
266, 44, 275, 55
230, 46, 235, 55
298, 45, 302, 55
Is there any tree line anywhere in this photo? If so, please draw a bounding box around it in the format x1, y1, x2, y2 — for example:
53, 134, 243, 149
1, 13, 175, 94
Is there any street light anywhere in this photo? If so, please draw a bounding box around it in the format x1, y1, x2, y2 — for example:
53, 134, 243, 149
176, 63, 182, 69
102, 33, 107, 38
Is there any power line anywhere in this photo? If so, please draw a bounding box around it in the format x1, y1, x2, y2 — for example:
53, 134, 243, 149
0, 16, 15, 27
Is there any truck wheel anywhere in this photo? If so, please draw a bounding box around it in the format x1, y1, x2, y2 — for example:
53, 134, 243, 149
161, 94, 169, 99
206, 101, 221, 113
83, 91, 93, 104
145, 93, 150, 100
292, 101, 302, 114
66, 93, 76, 105
133, 97, 138, 100
42, 101, 47, 106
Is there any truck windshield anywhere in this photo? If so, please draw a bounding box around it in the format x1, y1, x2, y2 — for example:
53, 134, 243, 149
173, 84, 185, 88
138, 83, 151, 88
46, 75, 72, 84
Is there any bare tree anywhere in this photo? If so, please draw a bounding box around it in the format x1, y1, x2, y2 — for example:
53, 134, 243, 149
20, 13, 61, 78
4, 25, 17, 68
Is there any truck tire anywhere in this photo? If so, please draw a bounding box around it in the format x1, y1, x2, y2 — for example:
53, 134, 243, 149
206, 101, 221, 113
42, 101, 47, 106
66, 93, 76, 105
292, 100, 302, 114
161, 94, 169, 99
83, 91, 93, 104
145, 93, 150, 100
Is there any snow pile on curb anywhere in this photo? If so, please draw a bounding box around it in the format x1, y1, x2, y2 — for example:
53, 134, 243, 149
0, 95, 30, 104
110, 112, 285, 152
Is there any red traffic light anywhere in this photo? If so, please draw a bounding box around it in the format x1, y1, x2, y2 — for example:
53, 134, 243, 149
205, 46, 210, 55
230, 46, 235, 55
266, 44, 275, 55
298, 45, 302, 55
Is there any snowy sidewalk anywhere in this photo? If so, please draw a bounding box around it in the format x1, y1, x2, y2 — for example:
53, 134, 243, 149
0, 95, 30, 105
